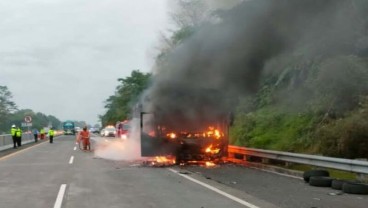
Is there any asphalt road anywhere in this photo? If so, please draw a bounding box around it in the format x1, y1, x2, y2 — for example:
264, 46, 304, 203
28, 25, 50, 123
0, 135, 366, 208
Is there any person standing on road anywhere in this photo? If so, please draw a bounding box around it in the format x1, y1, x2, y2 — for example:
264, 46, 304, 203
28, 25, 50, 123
33, 128, 39, 143
49, 128, 55, 143
15, 127, 22, 147
40, 128, 45, 140
11, 124, 17, 149
79, 126, 90, 150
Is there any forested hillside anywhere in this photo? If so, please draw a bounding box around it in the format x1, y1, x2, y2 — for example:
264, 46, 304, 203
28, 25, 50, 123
226, 1, 368, 159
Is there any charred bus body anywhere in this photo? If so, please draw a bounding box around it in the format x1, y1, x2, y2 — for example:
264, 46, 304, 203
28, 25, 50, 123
140, 113, 230, 163
139, 89, 232, 164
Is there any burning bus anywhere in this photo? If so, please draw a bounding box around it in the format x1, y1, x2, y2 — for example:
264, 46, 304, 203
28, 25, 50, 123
139, 88, 232, 164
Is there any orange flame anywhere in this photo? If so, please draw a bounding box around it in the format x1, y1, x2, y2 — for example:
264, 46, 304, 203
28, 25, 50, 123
166, 132, 176, 139
204, 126, 223, 139
150, 156, 176, 166
205, 161, 216, 167
205, 144, 220, 154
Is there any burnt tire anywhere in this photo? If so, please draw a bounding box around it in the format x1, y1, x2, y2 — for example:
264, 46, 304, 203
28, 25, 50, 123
342, 182, 368, 195
309, 176, 333, 187
303, 169, 329, 182
331, 179, 356, 190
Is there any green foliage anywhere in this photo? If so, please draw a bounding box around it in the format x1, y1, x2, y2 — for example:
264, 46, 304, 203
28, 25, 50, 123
0, 85, 17, 124
315, 97, 368, 159
312, 56, 368, 114
230, 54, 368, 158
0, 87, 62, 133
100, 70, 151, 126
171, 26, 195, 45
0, 109, 62, 134
230, 107, 316, 152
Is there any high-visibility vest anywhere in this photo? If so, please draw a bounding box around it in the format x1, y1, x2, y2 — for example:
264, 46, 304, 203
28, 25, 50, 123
49, 130, 55, 136
16, 128, 22, 137
11, 127, 16, 136
40, 129, 45, 134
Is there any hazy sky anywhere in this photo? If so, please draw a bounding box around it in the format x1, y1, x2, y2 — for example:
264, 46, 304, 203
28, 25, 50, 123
0, 0, 170, 125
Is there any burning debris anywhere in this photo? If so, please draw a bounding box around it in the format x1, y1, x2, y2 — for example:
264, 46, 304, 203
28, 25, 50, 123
141, 156, 219, 168
142, 156, 176, 167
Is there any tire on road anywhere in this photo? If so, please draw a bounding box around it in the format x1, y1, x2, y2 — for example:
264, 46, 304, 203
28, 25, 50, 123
309, 176, 333, 187
331, 179, 356, 190
342, 182, 368, 195
303, 169, 329, 182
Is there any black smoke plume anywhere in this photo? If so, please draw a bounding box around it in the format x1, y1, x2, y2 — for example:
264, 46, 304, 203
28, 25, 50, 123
143, 0, 364, 130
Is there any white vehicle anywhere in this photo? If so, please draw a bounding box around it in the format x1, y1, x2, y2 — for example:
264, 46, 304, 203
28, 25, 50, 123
101, 126, 116, 137
75, 127, 81, 132
100, 128, 106, 137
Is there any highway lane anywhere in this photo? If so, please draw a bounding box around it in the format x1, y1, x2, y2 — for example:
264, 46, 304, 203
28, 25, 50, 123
0, 135, 366, 208
65, 136, 274, 208
0, 135, 273, 208
0, 136, 74, 208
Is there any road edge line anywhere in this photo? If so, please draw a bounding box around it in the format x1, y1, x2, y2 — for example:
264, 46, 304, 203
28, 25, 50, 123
168, 168, 260, 208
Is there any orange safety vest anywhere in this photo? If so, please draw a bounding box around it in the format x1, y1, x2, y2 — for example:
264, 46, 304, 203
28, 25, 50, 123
80, 130, 90, 139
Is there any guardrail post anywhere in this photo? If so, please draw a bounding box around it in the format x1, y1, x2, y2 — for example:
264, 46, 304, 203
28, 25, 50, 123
262, 158, 269, 164
357, 173, 368, 182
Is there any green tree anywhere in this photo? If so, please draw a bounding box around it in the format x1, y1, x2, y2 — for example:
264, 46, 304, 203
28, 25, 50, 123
0, 109, 62, 133
0, 86, 17, 124
100, 70, 151, 126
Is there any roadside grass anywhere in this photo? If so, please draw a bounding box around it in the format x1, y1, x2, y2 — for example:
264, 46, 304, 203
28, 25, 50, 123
230, 107, 316, 152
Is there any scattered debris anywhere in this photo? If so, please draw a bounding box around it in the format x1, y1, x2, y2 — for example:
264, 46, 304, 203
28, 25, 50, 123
328, 192, 343, 196
129, 163, 141, 167
179, 171, 190, 175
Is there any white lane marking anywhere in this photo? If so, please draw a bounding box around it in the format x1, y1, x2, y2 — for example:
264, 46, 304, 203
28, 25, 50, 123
168, 168, 260, 208
54, 184, 67, 208
69, 156, 74, 164
73, 146, 77, 151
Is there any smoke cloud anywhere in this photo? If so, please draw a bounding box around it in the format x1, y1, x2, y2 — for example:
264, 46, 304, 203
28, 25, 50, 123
142, 0, 365, 127
94, 119, 142, 161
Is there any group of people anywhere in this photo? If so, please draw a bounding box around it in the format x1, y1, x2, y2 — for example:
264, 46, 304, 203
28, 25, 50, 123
10, 125, 55, 149
10, 125, 89, 150
10, 125, 22, 149
32, 128, 55, 143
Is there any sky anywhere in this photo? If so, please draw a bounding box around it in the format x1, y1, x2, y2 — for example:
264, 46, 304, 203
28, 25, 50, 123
0, 0, 170, 125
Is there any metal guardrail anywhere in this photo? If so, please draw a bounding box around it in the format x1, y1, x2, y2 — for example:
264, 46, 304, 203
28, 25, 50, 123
228, 145, 368, 174
0, 133, 35, 151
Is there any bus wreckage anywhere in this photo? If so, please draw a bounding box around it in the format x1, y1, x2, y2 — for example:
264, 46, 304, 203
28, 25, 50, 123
139, 89, 233, 165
